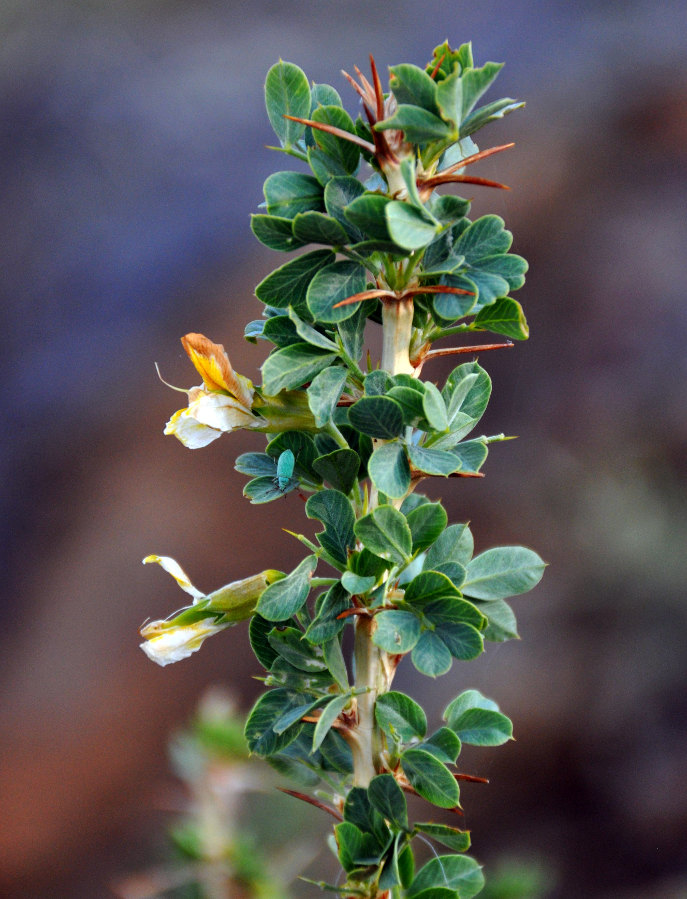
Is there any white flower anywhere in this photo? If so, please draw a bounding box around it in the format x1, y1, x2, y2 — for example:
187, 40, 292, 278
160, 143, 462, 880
143, 554, 205, 601
140, 618, 229, 666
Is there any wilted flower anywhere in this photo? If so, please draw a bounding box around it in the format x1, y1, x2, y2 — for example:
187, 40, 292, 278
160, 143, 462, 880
164, 333, 262, 448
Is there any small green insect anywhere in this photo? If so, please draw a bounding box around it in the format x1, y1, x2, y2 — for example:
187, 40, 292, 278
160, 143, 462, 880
275, 449, 297, 492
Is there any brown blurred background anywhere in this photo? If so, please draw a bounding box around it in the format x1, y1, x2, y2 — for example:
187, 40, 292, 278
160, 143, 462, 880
2, 1, 686, 896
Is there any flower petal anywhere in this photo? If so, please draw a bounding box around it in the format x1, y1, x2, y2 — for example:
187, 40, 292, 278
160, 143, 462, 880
142, 554, 205, 601
164, 407, 223, 449
181, 333, 254, 408
140, 618, 229, 666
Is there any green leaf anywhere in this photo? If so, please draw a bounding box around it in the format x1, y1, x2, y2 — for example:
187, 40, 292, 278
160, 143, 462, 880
338, 298, 373, 362
405, 888, 457, 899
312, 693, 350, 752
307, 366, 347, 427
292, 211, 349, 246
473, 296, 529, 339
344, 786, 388, 845
354, 505, 412, 565
322, 636, 349, 691
461, 96, 524, 137
459, 61, 504, 119
425, 523, 474, 569
243, 476, 294, 504
251, 214, 306, 252
404, 570, 462, 606
368, 443, 411, 499
433, 274, 477, 320
364, 369, 393, 396
376, 105, 452, 143
444, 689, 499, 719
465, 268, 510, 308
407, 445, 460, 476
263, 171, 324, 219
432, 620, 483, 661
422, 382, 449, 432
307, 146, 351, 186
266, 431, 320, 482
408, 855, 484, 899
422, 596, 485, 630
249, 613, 287, 670
319, 728, 353, 774
478, 598, 520, 641
386, 201, 441, 250
335, 822, 382, 872
344, 194, 393, 240
235, 452, 277, 478
373, 610, 421, 654
310, 82, 343, 110
306, 489, 356, 567
256, 555, 317, 621
447, 707, 513, 746
405, 501, 448, 552
312, 449, 360, 495
262, 314, 301, 348
305, 583, 350, 644
266, 657, 333, 692
261, 342, 338, 394
477, 252, 528, 291
341, 571, 376, 595
387, 386, 425, 425
255, 248, 334, 311
245, 689, 305, 757
463, 546, 545, 600
368, 774, 409, 830
348, 396, 405, 439
441, 361, 491, 438
287, 306, 338, 351
451, 439, 488, 474
420, 727, 462, 765
455, 215, 512, 262
432, 562, 468, 589
401, 748, 460, 808
323, 176, 366, 242
414, 822, 470, 853
411, 631, 453, 677
389, 63, 440, 114
272, 694, 329, 733
375, 690, 427, 741
311, 104, 360, 173
264, 60, 311, 147
306, 260, 367, 323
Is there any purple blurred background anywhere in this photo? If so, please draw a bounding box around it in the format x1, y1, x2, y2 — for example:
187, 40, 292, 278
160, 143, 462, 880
2, 1, 686, 896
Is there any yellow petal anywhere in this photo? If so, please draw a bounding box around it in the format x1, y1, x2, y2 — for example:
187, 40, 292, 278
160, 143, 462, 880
181, 333, 254, 408
142, 554, 205, 601
164, 406, 223, 449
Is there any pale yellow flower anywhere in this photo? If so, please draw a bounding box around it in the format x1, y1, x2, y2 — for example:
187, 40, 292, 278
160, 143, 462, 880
140, 618, 229, 666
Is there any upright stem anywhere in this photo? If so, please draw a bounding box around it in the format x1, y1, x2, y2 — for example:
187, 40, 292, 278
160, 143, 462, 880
351, 296, 414, 789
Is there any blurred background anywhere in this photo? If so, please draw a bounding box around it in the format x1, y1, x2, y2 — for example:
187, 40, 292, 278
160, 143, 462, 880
2, 0, 686, 896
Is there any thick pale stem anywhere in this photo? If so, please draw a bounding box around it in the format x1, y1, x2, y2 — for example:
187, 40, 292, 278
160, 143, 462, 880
351, 296, 413, 789
381, 298, 414, 376
352, 616, 393, 787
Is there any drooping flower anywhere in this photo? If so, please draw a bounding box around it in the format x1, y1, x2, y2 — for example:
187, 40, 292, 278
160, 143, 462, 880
140, 555, 282, 666
163, 333, 262, 448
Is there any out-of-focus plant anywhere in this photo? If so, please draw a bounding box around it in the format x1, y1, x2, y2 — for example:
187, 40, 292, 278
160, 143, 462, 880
114, 690, 298, 899
141, 40, 545, 897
